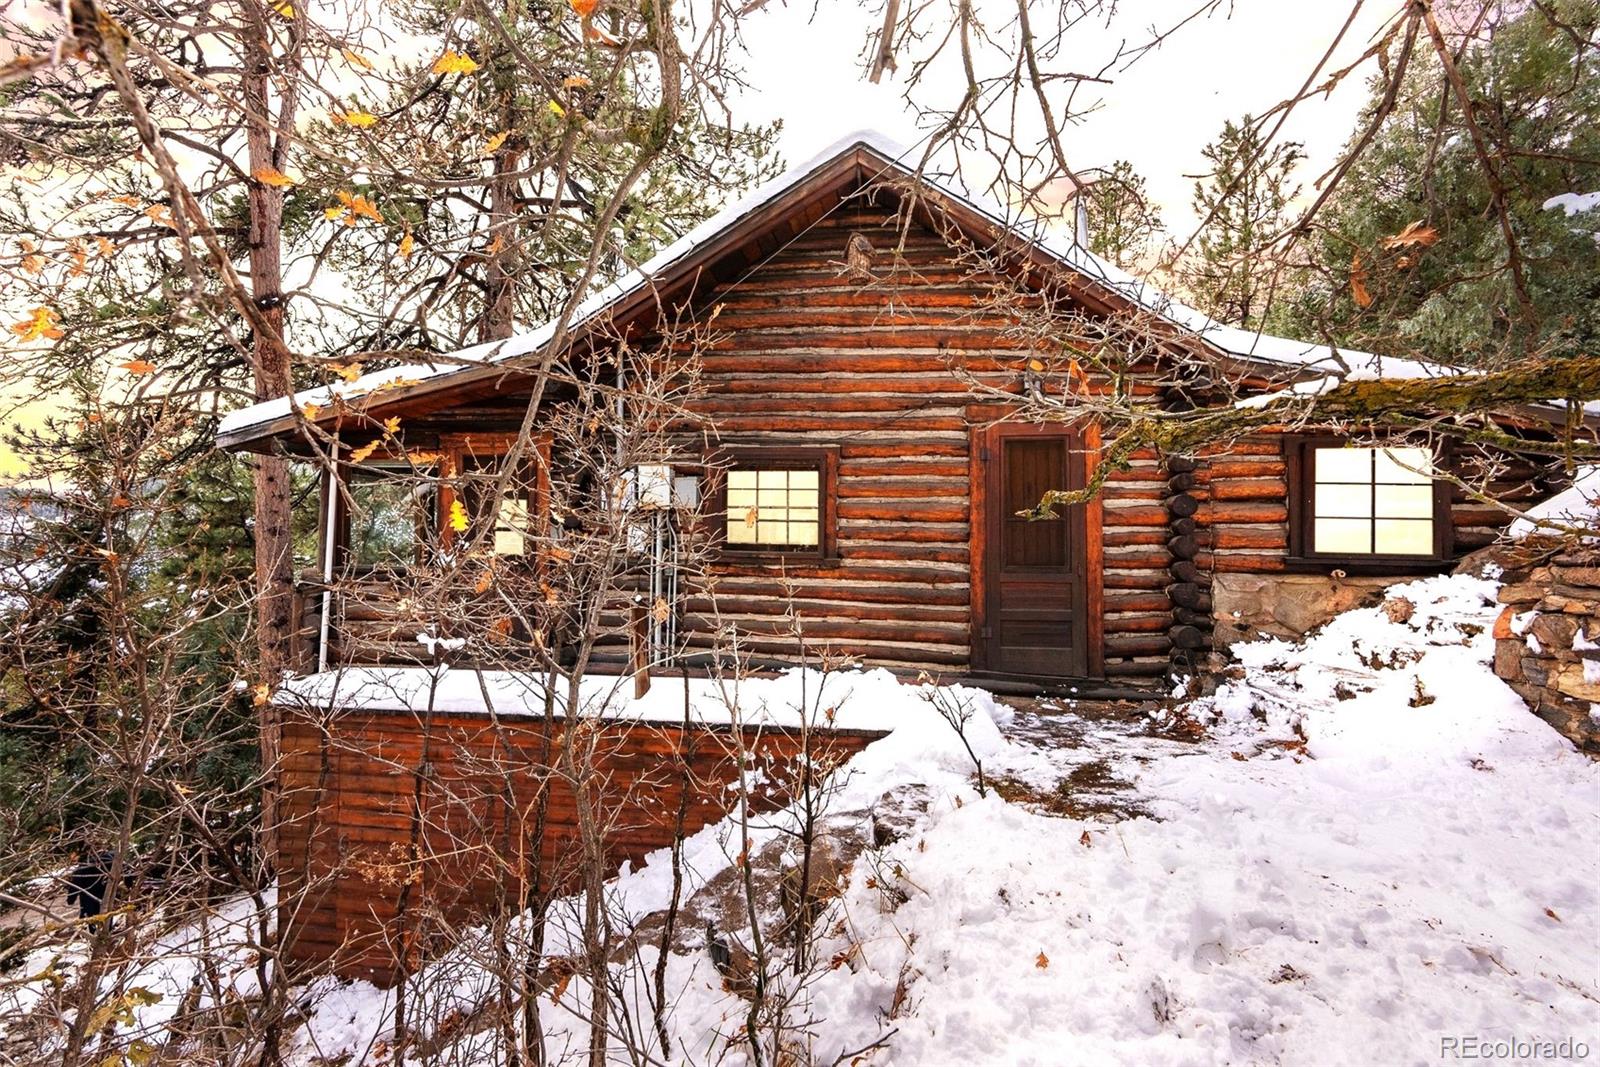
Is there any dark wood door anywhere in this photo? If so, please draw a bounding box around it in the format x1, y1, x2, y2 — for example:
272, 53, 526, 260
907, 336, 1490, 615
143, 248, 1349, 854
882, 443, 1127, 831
979, 428, 1089, 677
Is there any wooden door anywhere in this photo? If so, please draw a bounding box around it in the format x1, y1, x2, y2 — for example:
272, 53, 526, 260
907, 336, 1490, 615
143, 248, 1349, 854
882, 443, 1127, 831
977, 427, 1090, 677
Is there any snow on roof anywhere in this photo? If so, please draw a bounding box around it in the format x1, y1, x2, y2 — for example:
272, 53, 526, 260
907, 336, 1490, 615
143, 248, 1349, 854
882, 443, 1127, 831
276, 663, 907, 734
1509, 465, 1600, 540
219, 128, 1465, 444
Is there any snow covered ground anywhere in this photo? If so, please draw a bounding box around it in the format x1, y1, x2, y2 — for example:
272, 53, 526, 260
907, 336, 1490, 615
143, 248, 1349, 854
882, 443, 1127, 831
8, 572, 1596, 1065
280, 571, 1598, 1065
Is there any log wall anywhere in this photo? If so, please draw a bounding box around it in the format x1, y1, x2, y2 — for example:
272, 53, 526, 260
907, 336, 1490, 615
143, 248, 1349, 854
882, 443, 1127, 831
277, 708, 883, 984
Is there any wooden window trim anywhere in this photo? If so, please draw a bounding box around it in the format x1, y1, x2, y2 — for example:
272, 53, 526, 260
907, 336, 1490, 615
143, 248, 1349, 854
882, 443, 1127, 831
1285, 435, 1454, 572
707, 445, 840, 565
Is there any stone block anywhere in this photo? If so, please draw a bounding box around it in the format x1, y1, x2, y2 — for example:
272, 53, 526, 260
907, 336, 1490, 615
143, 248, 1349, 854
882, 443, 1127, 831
1521, 657, 1549, 687
1552, 662, 1600, 703
1494, 640, 1523, 680
1529, 614, 1579, 652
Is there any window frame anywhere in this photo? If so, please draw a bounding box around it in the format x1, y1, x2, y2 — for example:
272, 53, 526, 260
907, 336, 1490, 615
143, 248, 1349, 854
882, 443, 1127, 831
708, 445, 840, 564
1285, 435, 1453, 570
333, 460, 439, 575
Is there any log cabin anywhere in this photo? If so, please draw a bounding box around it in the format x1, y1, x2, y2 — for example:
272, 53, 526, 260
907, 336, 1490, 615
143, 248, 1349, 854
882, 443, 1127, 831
218, 130, 1585, 980
219, 130, 1572, 693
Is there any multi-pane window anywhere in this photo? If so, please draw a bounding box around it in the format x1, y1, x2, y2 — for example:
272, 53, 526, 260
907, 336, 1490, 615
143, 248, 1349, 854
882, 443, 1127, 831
1310, 446, 1437, 556
725, 468, 821, 548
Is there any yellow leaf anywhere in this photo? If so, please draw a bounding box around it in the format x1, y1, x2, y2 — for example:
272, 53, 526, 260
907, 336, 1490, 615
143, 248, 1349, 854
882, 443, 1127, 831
252, 683, 272, 706
112, 194, 141, 208
547, 100, 566, 119
398, 231, 415, 260
1381, 219, 1439, 250
1027, 357, 1045, 373
1350, 253, 1373, 309
96, 236, 116, 257
348, 439, 381, 463
331, 362, 362, 382
333, 109, 379, 128
12, 306, 63, 342
272, 0, 294, 18
341, 48, 374, 70
145, 204, 174, 228
19, 239, 43, 274
651, 597, 670, 624
432, 51, 480, 75
383, 416, 402, 434
300, 402, 322, 419
562, 74, 591, 89
119, 359, 157, 374
448, 498, 470, 533
481, 130, 509, 157
252, 166, 297, 188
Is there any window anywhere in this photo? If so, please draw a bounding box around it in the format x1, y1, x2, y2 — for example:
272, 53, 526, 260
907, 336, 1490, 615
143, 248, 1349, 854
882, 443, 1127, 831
456, 452, 534, 557
346, 468, 435, 569
1289, 440, 1447, 562
716, 447, 837, 558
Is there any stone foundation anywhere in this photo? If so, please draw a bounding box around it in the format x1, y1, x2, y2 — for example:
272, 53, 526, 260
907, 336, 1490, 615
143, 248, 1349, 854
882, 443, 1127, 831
1491, 548, 1600, 754
1210, 573, 1395, 649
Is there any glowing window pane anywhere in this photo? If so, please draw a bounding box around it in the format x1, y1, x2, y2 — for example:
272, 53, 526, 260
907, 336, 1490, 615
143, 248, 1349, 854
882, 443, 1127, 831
1374, 447, 1432, 484
1376, 519, 1434, 555
788, 521, 818, 546
1315, 448, 1372, 482
493, 497, 527, 556
1315, 482, 1372, 518
1375, 484, 1433, 518
727, 470, 758, 491
1314, 518, 1372, 554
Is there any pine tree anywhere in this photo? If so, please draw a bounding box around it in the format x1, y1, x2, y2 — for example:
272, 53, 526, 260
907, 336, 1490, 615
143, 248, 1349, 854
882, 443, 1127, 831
1278, 0, 1600, 367
1084, 160, 1165, 271
1182, 118, 1305, 327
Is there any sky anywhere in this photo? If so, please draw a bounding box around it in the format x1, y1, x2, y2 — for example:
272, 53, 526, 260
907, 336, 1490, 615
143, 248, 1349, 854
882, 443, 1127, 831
0, 0, 1402, 480
728, 0, 1401, 238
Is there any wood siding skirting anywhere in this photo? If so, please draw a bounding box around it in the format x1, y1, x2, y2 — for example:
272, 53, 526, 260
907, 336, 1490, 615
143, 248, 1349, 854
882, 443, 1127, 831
276, 707, 883, 984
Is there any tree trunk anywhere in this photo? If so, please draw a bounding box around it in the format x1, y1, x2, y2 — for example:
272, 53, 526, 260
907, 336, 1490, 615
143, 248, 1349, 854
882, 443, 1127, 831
243, 12, 296, 870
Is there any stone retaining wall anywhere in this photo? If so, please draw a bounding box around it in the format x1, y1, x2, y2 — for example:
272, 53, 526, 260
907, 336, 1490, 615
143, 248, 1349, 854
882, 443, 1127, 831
1492, 548, 1600, 753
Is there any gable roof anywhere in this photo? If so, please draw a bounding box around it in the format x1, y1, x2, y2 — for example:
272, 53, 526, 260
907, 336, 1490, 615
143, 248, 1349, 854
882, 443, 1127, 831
217, 129, 1466, 451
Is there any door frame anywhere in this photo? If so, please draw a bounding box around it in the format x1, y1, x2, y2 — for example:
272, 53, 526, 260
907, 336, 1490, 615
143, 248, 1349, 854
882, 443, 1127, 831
969, 419, 1104, 679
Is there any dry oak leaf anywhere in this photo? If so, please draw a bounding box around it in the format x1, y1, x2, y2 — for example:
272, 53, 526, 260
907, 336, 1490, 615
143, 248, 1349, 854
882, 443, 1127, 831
145, 204, 174, 228
571, 0, 600, 16
1381, 220, 1438, 250
1349, 253, 1373, 309
12, 307, 63, 342
397, 231, 415, 260
333, 109, 379, 127
481, 130, 509, 157
253, 166, 297, 188
119, 359, 157, 375
272, 0, 294, 18
18, 240, 43, 274
333, 362, 363, 382
562, 74, 591, 89
585, 22, 621, 46
341, 48, 374, 70
1035, 951, 1050, 970
448, 498, 470, 533
432, 51, 480, 75
95, 236, 116, 257
383, 415, 402, 434
348, 440, 381, 464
